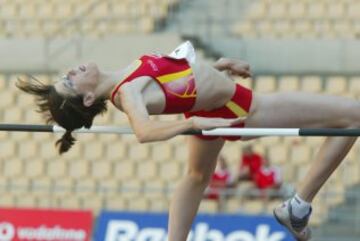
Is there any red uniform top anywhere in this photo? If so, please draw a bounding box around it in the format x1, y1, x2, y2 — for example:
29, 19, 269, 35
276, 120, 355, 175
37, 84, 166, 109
205, 169, 233, 200
110, 54, 196, 114
240, 153, 263, 179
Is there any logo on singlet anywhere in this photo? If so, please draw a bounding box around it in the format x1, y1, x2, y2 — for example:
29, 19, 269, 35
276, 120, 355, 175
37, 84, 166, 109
147, 60, 159, 72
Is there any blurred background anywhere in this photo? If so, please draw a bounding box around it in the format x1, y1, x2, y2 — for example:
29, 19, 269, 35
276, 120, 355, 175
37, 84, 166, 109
1, 0, 360, 240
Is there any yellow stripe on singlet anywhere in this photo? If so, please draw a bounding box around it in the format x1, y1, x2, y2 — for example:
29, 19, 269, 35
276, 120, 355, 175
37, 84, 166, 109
157, 68, 193, 83
225, 101, 248, 117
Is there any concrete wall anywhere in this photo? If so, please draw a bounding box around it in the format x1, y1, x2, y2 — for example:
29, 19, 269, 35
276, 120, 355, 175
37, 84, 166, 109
208, 37, 360, 75
0, 34, 182, 73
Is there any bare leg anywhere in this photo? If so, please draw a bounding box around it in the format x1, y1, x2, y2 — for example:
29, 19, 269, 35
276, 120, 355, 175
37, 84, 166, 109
168, 137, 225, 241
297, 136, 357, 202
246, 92, 360, 202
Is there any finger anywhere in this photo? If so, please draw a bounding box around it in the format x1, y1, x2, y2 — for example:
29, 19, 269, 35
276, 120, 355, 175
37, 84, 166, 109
230, 117, 246, 125
239, 71, 251, 78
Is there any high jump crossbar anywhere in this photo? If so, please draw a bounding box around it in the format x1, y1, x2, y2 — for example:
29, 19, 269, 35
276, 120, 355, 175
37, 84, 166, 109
1, 124, 360, 136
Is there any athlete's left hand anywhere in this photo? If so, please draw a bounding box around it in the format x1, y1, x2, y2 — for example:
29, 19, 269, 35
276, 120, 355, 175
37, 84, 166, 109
214, 58, 252, 78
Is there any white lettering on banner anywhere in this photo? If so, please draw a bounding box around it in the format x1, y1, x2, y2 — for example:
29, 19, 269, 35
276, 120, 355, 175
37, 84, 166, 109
105, 221, 139, 241
17, 225, 86, 240
104, 221, 286, 241
0, 222, 15, 241
137, 228, 166, 241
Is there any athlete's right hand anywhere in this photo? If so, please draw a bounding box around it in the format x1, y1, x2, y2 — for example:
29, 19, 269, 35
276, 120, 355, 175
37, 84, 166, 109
191, 116, 245, 130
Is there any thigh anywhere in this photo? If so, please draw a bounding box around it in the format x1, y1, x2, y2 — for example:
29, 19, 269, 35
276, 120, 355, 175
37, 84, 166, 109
245, 92, 358, 128
187, 137, 225, 177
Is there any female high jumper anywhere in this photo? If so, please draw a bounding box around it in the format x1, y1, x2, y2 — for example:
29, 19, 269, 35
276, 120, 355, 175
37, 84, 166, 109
17, 41, 360, 241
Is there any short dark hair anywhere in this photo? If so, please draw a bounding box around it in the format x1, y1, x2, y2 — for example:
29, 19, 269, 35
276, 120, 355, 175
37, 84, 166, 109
16, 76, 107, 154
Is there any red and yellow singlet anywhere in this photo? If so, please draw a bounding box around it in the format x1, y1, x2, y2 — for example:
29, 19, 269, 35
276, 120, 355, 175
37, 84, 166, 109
111, 54, 196, 114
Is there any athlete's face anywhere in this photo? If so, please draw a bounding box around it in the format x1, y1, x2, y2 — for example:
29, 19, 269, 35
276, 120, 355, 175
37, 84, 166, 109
54, 62, 100, 106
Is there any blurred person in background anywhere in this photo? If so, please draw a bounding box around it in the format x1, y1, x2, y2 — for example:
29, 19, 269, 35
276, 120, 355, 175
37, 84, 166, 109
204, 154, 236, 201
239, 146, 283, 189
238, 146, 284, 199
17, 40, 360, 241
238, 145, 263, 182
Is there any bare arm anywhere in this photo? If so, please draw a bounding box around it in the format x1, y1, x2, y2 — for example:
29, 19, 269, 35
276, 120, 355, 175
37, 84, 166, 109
119, 84, 244, 143
213, 57, 252, 78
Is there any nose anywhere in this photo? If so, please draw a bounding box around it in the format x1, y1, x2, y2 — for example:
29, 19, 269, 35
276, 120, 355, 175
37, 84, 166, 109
67, 69, 76, 77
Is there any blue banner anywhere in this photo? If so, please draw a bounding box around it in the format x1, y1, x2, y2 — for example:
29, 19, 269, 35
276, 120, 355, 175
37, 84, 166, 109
95, 211, 294, 241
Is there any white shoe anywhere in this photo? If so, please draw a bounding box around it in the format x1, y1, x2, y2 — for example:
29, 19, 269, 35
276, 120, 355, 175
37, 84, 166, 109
273, 200, 312, 241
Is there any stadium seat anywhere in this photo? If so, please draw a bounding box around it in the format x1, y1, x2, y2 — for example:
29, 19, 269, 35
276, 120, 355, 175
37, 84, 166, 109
225, 198, 241, 213
328, 3, 345, 20
1, 3, 17, 18
143, 179, 167, 199
114, 160, 136, 180
0, 193, 16, 207
82, 195, 103, 214
291, 144, 312, 164
268, 144, 288, 164
325, 76, 347, 95
47, 161, 67, 178
159, 162, 181, 181
127, 198, 149, 211
38, 141, 56, 158
347, 2, 360, 20
105, 195, 128, 210
91, 161, 112, 180
59, 195, 81, 209
69, 161, 89, 180
307, 2, 326, 20
273, 21, 292, 38
199, 199, 219, 213
129, 144, 151, 160
32, 177, 52, 194
256, 21, 274, 37
301, 76, 323, 92
105, 141, 128, 162
121, 179, 143, 199
24, 160, 45, 178
231, 22, 253, 37
293, 20, 313, 37
18, 140, 38, 159
278, 76, 300, 91
97, 179, 119, 195
348, 77, 360, 97
16, 194, 38, 208
137, 161, 158, 181
0, 141, 16, 159
152, 144, 173, 161
3, 158, 23, 177
0, 91, 16, 108
10, 176, 31, 195
288, 2, 306, 20
75, 178, 96, 197
148, 197, 169, 211
3, 108, 22, 122
247, 3, 266, 20
9, 132, 31, 142
255, 76, 277, 93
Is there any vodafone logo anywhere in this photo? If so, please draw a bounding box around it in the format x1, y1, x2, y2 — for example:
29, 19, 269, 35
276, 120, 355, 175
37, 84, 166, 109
0, 222, 15, 241
0, 222, 86, 241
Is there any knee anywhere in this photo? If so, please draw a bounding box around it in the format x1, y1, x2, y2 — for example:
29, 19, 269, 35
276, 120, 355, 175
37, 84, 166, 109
344, 101, 360, 128
186, 169, 213, 187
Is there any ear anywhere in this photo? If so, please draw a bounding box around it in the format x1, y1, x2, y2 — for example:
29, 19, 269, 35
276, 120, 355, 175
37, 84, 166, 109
83, 92, 96, 107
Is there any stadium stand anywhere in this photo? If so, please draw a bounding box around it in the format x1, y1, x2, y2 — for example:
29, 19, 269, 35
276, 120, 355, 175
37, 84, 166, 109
1, 72, 360, 224
232, 0, 360, 39
0, 0, 180, 38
